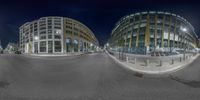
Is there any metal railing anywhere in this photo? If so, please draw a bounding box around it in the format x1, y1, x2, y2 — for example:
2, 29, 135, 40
108, 50, 197, 67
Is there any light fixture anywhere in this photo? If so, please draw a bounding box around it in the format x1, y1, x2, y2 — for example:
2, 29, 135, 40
90, 43, 93, 47
56, 30, 61, 34
181, 27, 187, 32
106, 43, 109, 47
34, 36, 39, 40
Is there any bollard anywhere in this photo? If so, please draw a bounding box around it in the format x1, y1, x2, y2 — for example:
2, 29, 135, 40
126, 57, 129, 62
180, 57, 182, 62
172, 59, 174, 64
145, 59, 149, 66
134, 58, 137, 64
160, 60, 162, 66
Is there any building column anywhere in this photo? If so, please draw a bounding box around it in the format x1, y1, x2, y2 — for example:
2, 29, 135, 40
145, 14, 150, 54
173, 19, 177, 50
136, 14, 142, 48
154, 14, 158, 48
161, 15, 166, 48
167, 16, 172, 52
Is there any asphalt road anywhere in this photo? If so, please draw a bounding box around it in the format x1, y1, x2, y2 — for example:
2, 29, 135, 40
0, 53, 200, 100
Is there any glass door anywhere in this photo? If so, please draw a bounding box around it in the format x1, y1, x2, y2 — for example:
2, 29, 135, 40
48, 41, 53, 53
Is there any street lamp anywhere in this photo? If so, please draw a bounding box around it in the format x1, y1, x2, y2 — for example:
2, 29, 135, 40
181, 27, 187, 60
106, 43, 109, 47
90, 43, 93, 47
182, 28, 187, 32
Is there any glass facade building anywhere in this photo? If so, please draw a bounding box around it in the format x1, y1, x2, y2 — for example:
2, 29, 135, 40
108, 11, 198, 55
19, 17, 99, 54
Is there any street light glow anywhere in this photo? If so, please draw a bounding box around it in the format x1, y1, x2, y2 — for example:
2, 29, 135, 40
90, 43, 93, 47
34, 36, 39, 40
182, 27, 187, 32
106, 43, 109, 47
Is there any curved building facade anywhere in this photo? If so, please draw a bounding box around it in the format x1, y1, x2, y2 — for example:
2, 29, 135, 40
109, 11, 198, 54
19, 17, 99, 54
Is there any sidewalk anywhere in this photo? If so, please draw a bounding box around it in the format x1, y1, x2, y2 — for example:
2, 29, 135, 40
107, 51, 199, 75
25, 52, 84, 57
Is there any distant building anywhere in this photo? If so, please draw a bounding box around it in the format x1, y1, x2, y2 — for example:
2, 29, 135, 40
0, 46, 3, 53
4, 43, 19, 54
0, 40, 3, 53
19, 16, 99, 54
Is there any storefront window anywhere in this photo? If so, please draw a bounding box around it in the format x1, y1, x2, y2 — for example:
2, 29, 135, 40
40, 41, 46, 52
54, 41, 61, 52
66, 38, 71, 52
74, 39, 79, 52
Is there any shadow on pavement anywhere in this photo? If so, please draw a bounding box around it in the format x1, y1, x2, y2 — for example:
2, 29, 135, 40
0, 81, 10, 88
169, 75, 200, 88
134, 72, 144, 78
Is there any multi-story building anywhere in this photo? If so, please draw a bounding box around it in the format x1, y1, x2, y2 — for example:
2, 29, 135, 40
19, 17, 99, 54
108, 11, 198, 55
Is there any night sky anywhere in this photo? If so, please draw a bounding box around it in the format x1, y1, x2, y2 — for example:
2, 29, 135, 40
0, 0, 199, 47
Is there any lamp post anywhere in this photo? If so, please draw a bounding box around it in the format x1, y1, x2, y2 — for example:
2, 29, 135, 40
181, 27, 187, 60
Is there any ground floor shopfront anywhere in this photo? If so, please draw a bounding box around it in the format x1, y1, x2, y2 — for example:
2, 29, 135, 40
24, 39, 97, 54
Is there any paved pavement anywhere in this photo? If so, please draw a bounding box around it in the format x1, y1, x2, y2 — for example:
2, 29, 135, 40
0, 53, 200, 100
29, 52, 84, 57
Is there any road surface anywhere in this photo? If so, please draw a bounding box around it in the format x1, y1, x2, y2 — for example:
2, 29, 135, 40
0, 52, 200, 100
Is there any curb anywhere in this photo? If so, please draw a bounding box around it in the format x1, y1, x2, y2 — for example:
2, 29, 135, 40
106, 51, 199, 75
22, 53, 85, 57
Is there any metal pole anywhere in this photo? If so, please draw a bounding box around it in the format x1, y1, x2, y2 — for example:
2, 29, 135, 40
134, 58, 136, 64
183, 33, 186, 61
160, 60, 162, 66
145, 59, 149, 66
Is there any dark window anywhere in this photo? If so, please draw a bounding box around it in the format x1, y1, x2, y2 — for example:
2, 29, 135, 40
55, 35, 61, 39
40, 41, 46, 52
54, 41, 61, 52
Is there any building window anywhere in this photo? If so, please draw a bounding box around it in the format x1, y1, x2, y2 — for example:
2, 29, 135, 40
34, 42, 38, 53
48, 41, 53, 53
48, 30, 52, 34
40, 35, 46, 40
55, 35, 61, 39
74, 39, 79, 52
40, 31, 46, 35
74, 32, 78, 36
48, 26, 52, 29
54, 41, 61, 52
48, 35, 52, 39
54, 26, 61, 29
40, 41, 46, 52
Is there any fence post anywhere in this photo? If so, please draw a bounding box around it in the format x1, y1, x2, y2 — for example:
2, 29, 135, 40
134, 58, 137, 64
172, 59, 174, 64
126, 56, 129, 62
160, 60, 162, 66
145, 59, 149, 66
180, 57, 182, 62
